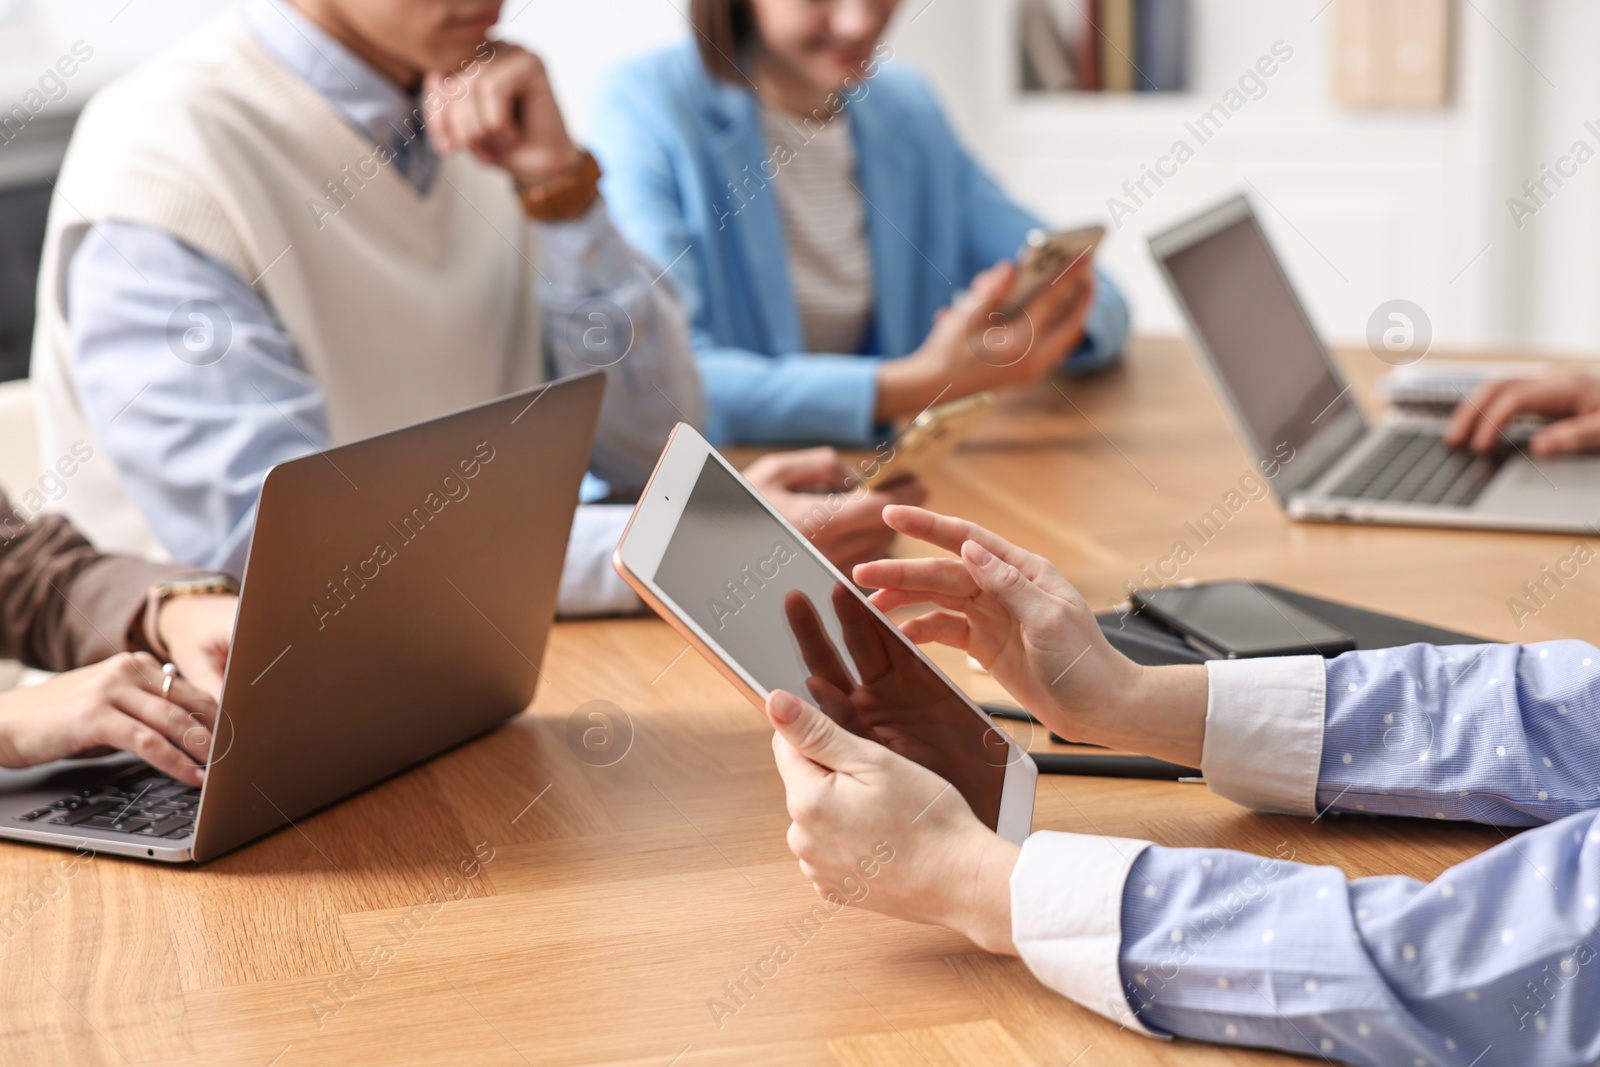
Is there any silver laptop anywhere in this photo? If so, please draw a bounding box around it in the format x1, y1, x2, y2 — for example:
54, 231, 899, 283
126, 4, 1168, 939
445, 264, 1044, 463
1149, 194, 1600, 533
0, 370, 604, 863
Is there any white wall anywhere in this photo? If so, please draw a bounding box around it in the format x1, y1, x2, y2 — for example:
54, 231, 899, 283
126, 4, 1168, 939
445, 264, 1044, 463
952, 0, 1600, 357
5, 0, 1595, 357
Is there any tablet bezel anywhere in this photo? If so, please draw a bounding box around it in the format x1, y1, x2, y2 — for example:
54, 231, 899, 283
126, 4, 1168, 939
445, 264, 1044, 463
613, 423, 1037, 844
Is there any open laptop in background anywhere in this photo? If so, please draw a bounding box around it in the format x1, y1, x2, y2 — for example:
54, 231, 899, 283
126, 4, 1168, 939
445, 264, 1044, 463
0, 370, 605, 863
1148, 195, 1600, 533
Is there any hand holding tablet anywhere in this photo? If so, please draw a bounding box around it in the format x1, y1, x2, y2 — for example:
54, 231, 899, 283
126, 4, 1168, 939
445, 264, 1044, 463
761, 688, 1022, 955
612, 424, 1037, 842
783, 584, 1007, 828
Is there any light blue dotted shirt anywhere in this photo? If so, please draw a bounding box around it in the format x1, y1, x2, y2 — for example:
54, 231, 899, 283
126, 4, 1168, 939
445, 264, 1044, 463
1011, 641, 1600, 1066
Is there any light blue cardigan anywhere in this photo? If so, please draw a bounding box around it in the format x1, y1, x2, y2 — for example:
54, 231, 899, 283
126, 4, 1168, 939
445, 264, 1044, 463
588, 42, 1130, 446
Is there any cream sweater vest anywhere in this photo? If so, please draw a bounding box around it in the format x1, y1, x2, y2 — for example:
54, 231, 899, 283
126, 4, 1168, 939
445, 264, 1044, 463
32, 10, 544, 560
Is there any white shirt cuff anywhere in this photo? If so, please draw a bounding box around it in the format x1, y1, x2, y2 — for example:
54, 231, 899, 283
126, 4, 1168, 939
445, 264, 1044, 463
1011, 830, 1158, 1036
558, 504, 643, 617
1201, 656, 1326, 816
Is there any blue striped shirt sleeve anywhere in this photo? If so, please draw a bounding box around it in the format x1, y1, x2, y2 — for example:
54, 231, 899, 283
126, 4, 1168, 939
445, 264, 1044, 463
1111, 641, 1600, 1064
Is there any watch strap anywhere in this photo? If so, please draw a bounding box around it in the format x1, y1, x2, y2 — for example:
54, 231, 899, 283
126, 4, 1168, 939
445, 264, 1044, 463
517, 149, 602, 222
142, 574, 239, 662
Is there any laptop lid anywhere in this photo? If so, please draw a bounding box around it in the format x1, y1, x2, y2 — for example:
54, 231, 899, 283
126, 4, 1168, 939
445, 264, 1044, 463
190, 371, 605, 862
1148, 195, 1366, 498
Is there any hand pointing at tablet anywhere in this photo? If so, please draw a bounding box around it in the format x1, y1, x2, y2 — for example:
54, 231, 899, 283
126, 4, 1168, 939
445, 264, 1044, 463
763, 503, 1207, 950
853, 506, 1209, 768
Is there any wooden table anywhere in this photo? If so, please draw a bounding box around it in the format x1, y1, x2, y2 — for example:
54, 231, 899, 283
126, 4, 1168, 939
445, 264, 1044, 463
5, 339, 1596, 1066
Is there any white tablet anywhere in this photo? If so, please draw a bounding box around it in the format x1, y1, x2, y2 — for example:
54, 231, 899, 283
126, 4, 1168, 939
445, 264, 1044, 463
613, 424, 1037, 843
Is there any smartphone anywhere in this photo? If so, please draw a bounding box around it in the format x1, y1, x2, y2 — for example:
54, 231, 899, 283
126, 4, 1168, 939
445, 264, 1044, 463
860, 392, 996, 489
1131, 581, 1358, 659
1009, 224, 1105, 310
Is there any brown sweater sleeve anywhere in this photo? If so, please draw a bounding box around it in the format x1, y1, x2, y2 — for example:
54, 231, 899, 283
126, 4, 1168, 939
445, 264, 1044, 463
0, 490, 193, 671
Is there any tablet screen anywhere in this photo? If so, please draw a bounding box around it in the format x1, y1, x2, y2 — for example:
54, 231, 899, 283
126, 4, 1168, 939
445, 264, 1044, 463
652, 456, 1009, 828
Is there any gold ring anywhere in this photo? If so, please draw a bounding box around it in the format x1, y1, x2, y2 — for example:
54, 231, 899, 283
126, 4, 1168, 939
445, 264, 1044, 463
161, 663, 177, 700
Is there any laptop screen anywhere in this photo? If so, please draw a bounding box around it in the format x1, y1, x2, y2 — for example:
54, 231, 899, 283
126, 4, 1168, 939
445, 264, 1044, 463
1157, 210, 1353, 460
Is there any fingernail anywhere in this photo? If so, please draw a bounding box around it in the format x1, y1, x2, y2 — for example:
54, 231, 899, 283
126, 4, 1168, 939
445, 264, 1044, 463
963, 540, 994, 566
769, 691, 802, 725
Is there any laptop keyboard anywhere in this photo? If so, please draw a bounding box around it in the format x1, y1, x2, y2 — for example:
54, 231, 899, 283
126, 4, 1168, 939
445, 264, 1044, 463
1328, 430, 1504, 507
15, 767, 199, 838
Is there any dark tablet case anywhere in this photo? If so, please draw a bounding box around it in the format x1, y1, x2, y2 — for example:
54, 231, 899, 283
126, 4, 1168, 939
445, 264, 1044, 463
1098, 581, 1485, 666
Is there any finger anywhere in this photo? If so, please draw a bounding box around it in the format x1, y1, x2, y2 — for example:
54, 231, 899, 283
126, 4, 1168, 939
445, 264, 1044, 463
422, 73, 453, 150
1531, 411, 1600, 456
115, 651, 168, 691
804, 674, 871, 738
881, 506, 1049, 579
770, 720, 827, 788
476, 68, 519, 155
97, 708, 205, 787
830, 583, 890, 683
113, 686, 211, 765
1444, 380, 1506, 447
969, 262, 1018, 310
161, 675, 219, 730
439, 74, 485, 152
784, 591, 855, 696
115, 654, 215, 729
854, 557, 980, 598
899, 610, 972, 649
1024, 256, 1092, 321
1033, 287, 1092, 357
1466, 381, 1535, 454
466, 83, 502, 163
765, 689, 873, 775
1468, 378, 1579, 454
961, 539, 1062, 632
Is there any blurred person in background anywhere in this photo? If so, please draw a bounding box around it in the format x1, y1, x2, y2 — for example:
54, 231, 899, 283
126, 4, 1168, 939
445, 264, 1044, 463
31, 0, 914, 610
588, 0, 1131, 447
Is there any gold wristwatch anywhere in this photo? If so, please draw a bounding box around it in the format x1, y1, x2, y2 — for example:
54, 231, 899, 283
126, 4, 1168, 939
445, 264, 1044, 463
517, 149, 602, 222
141, 574, 239, 660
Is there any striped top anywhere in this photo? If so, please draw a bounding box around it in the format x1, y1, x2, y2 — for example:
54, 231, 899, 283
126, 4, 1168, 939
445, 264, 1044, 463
760, 107, 876, 355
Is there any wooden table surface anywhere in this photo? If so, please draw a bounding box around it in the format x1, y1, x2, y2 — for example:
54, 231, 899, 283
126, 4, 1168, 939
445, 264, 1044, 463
5, 338, 1597, 1066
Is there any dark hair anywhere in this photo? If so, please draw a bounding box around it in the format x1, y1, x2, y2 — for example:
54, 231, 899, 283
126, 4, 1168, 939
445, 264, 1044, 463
691, 0, 756, 84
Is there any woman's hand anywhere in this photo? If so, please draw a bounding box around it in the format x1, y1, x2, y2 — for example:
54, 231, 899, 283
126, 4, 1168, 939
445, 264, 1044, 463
744, 447, 927, 572
154, 593, 237, 699
1445, 373, 1600, 456
875, 259, 1096, 422
764, 688, 1019, 954
0, 653, 216, 786
852, 505, 1209, 766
